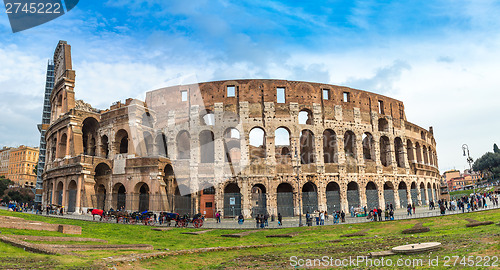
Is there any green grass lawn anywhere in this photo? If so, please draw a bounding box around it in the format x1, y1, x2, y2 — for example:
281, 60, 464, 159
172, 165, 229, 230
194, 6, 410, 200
0, 209, 499, 269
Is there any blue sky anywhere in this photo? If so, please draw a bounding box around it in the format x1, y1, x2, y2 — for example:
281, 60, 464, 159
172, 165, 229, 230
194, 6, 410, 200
1, 0, 500, 171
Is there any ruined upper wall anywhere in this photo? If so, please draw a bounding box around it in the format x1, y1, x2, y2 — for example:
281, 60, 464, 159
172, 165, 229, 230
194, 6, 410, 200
146, 79, 407, 120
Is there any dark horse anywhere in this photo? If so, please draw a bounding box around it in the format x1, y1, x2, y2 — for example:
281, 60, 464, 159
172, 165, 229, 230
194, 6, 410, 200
108, 210, 129, 223
87, 208, 106, 221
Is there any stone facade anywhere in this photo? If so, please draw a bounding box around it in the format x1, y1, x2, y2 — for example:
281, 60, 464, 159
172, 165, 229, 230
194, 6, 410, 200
42, 41, 440, 218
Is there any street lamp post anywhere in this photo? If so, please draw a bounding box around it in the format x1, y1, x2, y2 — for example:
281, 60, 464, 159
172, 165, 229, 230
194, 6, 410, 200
462, 144, 475, 195
294, 147, 303, 226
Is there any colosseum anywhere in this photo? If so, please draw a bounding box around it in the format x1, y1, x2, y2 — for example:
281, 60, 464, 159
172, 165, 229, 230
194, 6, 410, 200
42, 41, 441, 218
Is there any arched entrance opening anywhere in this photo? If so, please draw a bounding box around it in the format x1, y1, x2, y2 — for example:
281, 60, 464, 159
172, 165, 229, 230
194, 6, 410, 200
251, 184, 267, 217
137, 183, 150, 212
56, 181, 63, 206
347, 182, 360, 209
113, 183, 126, 210
384, 182, 395, 208
398, 181, 408, 207
67, 180, 77, 213
326, 182, 341, 213
380, 136, 391, 167
224, 183, 241, 217
420, 182, 427, 205
365, 181, 378, 209
365, 181, 379, 209
94, 163, 111, 210
410, 182, 418, 205
302, 182, 318, 214
433, 183, 438, 201
277, 183, 294, 217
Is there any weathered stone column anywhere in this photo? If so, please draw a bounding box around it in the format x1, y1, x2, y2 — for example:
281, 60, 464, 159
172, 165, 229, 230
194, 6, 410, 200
393, 188, 400, 209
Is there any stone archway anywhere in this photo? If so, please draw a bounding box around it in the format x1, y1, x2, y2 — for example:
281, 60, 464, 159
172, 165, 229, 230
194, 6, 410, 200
67, 180, 77, 213
224, 183, 241, 217
277, 183, 294, 217
326, 182, 341, 213
410, 182, 418, 205
383, 182, 395, 208
251, 183, 267, 217
137, 183, 150, 212
302, 182, 318, 214
365, 181, 379, 209
420, 182, 427, 205
113, 183, 126, 210
347, 182, 360, 209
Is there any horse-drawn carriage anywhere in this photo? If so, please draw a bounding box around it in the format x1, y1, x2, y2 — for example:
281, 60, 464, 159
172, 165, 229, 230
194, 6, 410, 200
158, 212, 204, 228
129, 211, 156, 225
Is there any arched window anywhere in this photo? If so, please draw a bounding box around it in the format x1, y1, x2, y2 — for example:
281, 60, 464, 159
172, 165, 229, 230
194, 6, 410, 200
298, 109, 313, 125
300, 129, 315, 164
224, 128, 241, 163
362, 132, 374, 160
378, 118, 389, 132
200, 110, 215, 126
115, 129, 129, 154
394, 137, 405, 168
82, 117, 99, 156
323, 129, 337, 163
249, 127, 266, 159
176, 130, 190, 159
379, 136, 391, 166
199, 130, 215, 163
275, 127, 291, 164
344, 131, 356, 159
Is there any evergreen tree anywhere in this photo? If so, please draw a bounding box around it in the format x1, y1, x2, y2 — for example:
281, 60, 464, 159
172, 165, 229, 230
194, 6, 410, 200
494, 143, 500, 154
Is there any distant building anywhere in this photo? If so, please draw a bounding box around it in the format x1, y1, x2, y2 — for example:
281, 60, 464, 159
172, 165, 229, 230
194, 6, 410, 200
442, 169, 481, 191
7, 145, 39, 188
0, 147, 12, 177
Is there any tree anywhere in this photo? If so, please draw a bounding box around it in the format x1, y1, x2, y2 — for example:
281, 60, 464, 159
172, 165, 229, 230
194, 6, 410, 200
472, 152, 500, 180
0, 176, 13, 196
494, 143, 500, 154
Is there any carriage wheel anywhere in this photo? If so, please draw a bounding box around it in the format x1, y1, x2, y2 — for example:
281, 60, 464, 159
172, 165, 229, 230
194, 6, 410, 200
179, 220, 187, 227
193, 219, 203, 228
130, 219, 137, 225
148, 219, 155, 226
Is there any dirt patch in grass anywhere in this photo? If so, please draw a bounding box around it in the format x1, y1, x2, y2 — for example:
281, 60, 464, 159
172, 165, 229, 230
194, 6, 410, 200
402, 222, 430, 234
0, 257, 59, 269
465, 218, 494, 227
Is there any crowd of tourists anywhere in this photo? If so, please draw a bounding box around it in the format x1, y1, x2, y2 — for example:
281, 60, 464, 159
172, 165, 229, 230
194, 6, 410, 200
439, 191, 498, 215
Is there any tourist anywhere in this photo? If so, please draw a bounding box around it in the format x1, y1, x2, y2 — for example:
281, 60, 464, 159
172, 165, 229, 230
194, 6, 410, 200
340, 210, 345, 223
384, 208, 389, 220
407, 204, 412, 216
440, 204, 446, 215
333, 211, 339, 224
306, 211, 312, 226
215, 211, 221, 223
390, 203, 393, 211
377, 207, 382, 221
320, 211, 325, 225
325, 211, 328, 221
350, 206, 355, 217
238, 214, 244, 225
389, 209, 394, 220
264, 213, 269, 227
278, 213, 283, 226
412, 204, 416, 215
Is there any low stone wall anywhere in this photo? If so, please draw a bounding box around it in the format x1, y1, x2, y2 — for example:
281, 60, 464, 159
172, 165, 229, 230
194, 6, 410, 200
0, 216, 81, 235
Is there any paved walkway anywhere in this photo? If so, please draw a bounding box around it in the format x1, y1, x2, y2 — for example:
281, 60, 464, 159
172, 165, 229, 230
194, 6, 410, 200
3, 202, 499, 230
